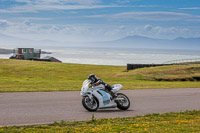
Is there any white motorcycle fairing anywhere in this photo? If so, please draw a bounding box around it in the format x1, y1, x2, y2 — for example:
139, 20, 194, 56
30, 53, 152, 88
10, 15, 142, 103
92, 89, 117, 109
111, 84, 122, 93
80, 80, 123, 109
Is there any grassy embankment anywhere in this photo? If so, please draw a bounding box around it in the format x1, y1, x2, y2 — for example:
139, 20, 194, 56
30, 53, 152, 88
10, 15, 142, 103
0, 110, 200, 132
0, 59, 200, 92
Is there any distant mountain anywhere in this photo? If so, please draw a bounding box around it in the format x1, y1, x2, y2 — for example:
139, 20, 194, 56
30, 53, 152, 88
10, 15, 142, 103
173, 37, 200, 44
96, 35, 200, 50
0, 33, 199, 50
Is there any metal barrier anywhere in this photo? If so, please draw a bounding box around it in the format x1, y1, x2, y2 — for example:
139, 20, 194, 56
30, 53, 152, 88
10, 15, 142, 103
127, 58, 200, 70
127, 64, 169, 71
162, 58, 200, 64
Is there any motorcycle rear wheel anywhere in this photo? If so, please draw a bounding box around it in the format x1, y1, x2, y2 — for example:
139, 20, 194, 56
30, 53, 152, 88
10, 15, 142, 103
116, 93, 130, 110
82, 96, 98, 112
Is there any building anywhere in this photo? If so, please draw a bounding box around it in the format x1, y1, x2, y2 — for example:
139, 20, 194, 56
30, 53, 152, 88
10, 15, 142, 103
10, 48, 62, 63
10, 48, 41, 60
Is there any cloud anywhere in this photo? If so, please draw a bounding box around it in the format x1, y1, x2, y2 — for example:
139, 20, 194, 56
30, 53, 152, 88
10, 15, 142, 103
29, 5, 119, 10
21, 17, 52, 21
116, 0, 131, 3
116, 0, 141, 3
0, 20, 9, 28
84, 15, 106, 18
1, 18, 200, 42
83, 11, 200, 23
144, 25, 152, 31
14, 0, 100, 5
187, 19, 200, 22
119, 25, 125, 29
0, 8, 38, 13
112, 11, 195, 21
170, 27, 178, 33
0, 0, 120, 14
139, 25, 200, 39
179, 7, 200, 10
1, 0, 151, 14
1, 3, 120, 13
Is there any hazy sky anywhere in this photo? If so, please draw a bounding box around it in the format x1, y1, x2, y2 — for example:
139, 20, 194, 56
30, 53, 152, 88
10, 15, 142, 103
0, 0, 200, 42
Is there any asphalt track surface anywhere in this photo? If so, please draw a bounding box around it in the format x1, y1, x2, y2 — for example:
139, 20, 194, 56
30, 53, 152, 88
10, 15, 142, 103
0, 88, 200, 126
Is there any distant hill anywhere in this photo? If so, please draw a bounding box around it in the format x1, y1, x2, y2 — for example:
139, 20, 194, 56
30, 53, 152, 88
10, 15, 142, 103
0, 33, 199, 50
99, 35, 200, 50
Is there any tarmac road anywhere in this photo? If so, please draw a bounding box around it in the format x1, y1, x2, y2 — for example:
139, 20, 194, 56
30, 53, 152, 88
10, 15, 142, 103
0, 88, 200, 126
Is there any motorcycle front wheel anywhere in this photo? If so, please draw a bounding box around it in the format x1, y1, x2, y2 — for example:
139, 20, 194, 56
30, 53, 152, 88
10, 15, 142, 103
116, 93, 130, 110
82, 96, 99, 112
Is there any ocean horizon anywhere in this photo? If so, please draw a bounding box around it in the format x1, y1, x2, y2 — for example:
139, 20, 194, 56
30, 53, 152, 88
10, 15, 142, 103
1, 47, 200, 66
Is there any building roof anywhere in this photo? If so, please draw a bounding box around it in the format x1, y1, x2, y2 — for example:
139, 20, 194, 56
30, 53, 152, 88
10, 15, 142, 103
42, 56, 62, 63
42, 56, 52, 59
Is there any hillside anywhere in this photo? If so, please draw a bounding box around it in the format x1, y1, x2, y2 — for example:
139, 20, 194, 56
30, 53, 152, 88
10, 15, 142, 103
0, 32, 200, 50
117, 64, 200, 81
102, 36, 200, 50
0, 59, 199, 92
78, 36, 200, 50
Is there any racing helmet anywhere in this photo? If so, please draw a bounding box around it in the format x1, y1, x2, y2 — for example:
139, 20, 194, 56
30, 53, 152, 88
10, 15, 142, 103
88, 74, 97, 82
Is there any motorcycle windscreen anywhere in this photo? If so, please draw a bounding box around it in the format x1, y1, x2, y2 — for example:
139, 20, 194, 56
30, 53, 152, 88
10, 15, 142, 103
97, 90, 110, 105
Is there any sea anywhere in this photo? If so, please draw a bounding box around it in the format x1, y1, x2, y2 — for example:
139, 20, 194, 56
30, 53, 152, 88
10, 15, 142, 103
1, 47, 200, 66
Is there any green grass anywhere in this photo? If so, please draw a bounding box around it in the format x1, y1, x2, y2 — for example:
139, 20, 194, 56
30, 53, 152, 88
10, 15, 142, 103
118, 64, 200, 81
0, 59, 200, 92
0, 110, 200, 133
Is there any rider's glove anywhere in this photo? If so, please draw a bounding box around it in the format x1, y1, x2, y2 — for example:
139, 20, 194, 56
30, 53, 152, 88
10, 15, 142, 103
94, 82, 99, 86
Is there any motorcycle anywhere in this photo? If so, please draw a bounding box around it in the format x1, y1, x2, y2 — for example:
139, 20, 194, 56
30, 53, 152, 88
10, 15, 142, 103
80, 79, 130, 112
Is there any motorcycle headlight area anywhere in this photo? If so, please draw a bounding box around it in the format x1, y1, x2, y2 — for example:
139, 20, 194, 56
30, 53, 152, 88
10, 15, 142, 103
81, 84, 90, 93
81, 79, 92, 96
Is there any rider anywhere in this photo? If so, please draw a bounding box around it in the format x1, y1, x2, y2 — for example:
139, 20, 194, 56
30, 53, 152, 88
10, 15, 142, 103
88, 74, 115, 97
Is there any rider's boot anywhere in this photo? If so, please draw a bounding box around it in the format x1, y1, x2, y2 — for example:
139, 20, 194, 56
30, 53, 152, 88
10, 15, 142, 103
110, 91, 117, 100
105, 84, 116, 100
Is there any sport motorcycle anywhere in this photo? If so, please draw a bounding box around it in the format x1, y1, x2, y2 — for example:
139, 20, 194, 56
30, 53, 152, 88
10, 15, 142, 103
80, 79, 130, 112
